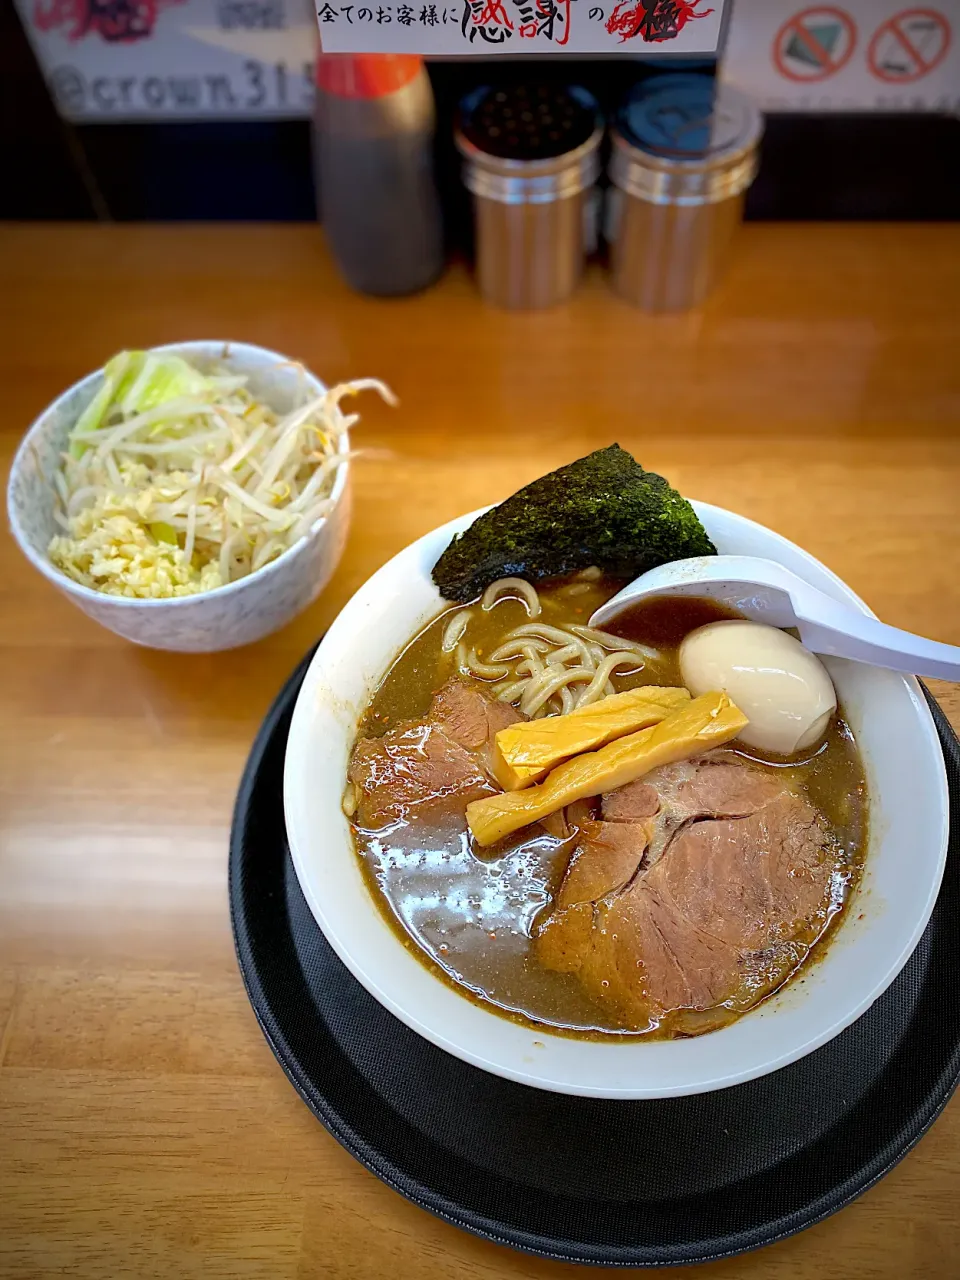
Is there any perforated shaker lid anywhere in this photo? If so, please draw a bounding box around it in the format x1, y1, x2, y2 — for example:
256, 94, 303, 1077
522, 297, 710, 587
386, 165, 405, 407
458, 84, 599, 163
616, 75, 762, 168
455, 84, 603, 203
611, 75, 762, 205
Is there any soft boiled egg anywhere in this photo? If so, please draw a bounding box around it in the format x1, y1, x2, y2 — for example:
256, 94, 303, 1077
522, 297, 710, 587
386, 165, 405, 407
679, 620, 837, 755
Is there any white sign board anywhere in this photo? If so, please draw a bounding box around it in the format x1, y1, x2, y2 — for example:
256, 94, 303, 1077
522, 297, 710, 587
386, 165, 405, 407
14, 0, 318, 121
317, 0, 727, 56
17, 0, 959, 120
721, 0, 960, 112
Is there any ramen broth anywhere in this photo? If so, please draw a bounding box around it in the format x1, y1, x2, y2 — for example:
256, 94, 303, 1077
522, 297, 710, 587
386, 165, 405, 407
351, 579, 868, 1037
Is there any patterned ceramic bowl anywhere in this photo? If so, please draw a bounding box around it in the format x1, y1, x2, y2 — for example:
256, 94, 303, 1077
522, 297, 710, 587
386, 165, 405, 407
6, 341, 351, 652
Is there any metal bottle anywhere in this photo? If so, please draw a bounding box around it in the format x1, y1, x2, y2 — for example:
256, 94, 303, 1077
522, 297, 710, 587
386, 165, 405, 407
314, 55, 445, 297
608, 76, 763, 312
455, 85, 603, 311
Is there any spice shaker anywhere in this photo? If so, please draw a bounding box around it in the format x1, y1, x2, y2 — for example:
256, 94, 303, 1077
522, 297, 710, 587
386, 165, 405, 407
607, 76, 763, 312
313, 55, 444, 297
455, 86, 603, 311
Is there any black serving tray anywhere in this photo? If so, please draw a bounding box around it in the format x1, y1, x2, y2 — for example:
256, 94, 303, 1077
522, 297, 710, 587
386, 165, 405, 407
230, 650, 960, 1267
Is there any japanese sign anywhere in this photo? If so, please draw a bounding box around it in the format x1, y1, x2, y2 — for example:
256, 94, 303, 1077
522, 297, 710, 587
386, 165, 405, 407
722, 0, 959, 111
17, 0, 959, 121
316, 0, 728, 55
14, 0, 319, 120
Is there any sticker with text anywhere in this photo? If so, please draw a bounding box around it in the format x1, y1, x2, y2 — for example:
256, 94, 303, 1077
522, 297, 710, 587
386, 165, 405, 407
316, 0, 726, 53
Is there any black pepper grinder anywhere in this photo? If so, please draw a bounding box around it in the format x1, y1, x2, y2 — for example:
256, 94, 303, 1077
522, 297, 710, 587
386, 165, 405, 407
455, 85, 603, 310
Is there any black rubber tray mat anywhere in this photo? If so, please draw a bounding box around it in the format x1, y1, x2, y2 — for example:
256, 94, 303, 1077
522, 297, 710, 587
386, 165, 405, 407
230, 650, 960, 1267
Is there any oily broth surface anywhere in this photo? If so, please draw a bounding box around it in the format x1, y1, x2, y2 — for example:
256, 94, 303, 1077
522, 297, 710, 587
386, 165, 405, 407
350, 582, 868, 1038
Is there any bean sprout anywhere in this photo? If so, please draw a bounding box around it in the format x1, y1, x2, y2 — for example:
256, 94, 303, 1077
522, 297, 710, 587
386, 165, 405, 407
48, 350, 396, 599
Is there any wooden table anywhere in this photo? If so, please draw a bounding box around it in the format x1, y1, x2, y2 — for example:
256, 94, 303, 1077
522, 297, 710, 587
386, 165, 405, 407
1, 224, 959, 1280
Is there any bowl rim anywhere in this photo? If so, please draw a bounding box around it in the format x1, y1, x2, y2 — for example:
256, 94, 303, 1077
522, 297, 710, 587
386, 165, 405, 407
6, 339, 347, 608
284, 501, 950, 1098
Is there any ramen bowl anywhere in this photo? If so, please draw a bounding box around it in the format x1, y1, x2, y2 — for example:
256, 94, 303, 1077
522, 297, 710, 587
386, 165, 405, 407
283, 503, 948, 1098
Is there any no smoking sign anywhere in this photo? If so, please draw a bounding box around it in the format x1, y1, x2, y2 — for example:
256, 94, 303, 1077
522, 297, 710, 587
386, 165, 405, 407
868, 8, 952, 81
773, 6, 858, 80
722, 0, 959, 112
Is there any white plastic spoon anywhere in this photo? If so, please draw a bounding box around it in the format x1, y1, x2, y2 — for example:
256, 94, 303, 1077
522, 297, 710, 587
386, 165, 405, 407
589, 555, 960, 681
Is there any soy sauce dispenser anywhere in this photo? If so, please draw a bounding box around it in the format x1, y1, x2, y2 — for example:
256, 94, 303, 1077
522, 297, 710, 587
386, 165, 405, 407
313, 55, 445, 297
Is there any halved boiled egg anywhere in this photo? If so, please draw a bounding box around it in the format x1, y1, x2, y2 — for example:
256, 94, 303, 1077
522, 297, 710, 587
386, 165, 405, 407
679, 620, 837, 755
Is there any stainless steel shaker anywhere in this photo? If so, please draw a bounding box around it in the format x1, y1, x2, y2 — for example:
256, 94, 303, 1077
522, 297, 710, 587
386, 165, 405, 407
455, 86, 602, 311
607, 77, 763, 312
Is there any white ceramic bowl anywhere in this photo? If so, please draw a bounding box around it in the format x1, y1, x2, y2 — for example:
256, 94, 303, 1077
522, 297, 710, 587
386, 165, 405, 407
284, 503, 949, 1098
7, 341, 351, 652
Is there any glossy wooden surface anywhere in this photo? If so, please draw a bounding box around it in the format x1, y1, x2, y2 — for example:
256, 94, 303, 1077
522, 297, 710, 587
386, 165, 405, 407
1, 224, 959, 1279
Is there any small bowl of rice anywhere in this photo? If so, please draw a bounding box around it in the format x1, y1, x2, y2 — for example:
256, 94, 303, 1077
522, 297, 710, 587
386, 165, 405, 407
7, 340, 394, 652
